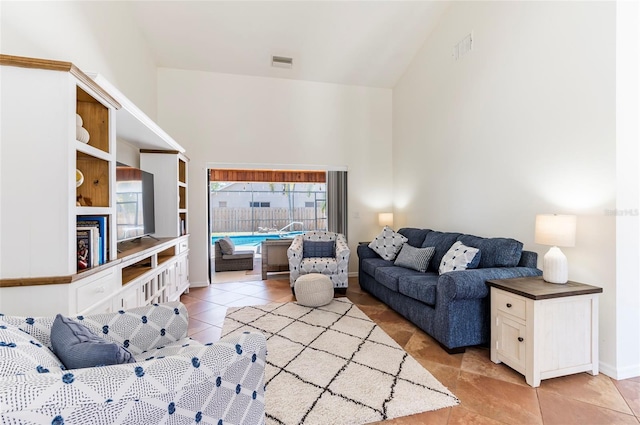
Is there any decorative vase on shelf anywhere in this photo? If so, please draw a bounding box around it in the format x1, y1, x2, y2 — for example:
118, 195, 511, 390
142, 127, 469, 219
76, 113, 90, 143
76, 125, 90, 143
76, 169, 84, 188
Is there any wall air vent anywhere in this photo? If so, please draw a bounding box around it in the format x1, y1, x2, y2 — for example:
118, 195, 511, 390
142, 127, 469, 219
272, 56, 293, 69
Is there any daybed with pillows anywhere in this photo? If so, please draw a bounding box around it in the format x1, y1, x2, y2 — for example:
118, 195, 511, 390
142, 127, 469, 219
357, 227, 542, 353
0, 302, 267, 424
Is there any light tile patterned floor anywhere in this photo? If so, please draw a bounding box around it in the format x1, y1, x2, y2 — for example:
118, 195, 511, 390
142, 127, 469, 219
181, 276, 640, 425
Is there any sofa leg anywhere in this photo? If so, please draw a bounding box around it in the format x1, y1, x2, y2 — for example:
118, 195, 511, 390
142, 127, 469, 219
335, 288, 347, 296
440, 342, 465, 354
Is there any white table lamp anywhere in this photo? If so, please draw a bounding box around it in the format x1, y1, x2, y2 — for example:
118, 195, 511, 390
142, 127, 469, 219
534, 214, 576, 284
378, 212, 394, 228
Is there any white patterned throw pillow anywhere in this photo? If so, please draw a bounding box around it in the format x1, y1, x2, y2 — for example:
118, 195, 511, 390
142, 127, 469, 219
394, 244, 435, 273
439, 241, 481, 274
369, 226, 408, 261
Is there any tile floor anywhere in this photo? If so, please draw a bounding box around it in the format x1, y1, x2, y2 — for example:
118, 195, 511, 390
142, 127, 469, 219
181, 275, 640, 425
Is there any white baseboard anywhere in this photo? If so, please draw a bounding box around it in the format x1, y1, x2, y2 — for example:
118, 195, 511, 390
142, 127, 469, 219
188, 280, 210, 288
600, 360, 640, 380
348, 271, 358, 278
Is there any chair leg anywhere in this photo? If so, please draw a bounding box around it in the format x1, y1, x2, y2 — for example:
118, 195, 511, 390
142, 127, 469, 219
335, 288, 347, 296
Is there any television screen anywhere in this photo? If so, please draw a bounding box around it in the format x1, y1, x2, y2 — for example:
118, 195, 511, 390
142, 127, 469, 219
116, 164, 155, 241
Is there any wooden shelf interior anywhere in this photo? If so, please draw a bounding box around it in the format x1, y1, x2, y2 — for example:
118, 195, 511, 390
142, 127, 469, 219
178, 159, 186, 184
76, 152, 110, 207
158, 246, 176, 265
122, 256, 152, 285
179, 212, 187, 235
179, 185, 186, 209
76, 86, 110, 154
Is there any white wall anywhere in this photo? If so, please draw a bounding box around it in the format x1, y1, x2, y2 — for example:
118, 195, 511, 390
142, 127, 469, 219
393, 1, 638, 378
615, 0, 640, 380
157, 69, 392, 286
1, 1, 157, 119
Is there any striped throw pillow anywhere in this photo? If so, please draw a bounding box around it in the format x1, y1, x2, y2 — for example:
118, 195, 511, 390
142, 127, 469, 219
394, 244, 435, 273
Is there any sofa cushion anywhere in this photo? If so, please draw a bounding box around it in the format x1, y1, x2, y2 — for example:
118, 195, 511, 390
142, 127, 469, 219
421, 231, 462, 272
368, 226, 408, 261
51, 314, 136, 370
303, 240, 335, 258
457, 235, 523, 268
361, 257, 395, 277
374, 266, 419, 292
0, 321, 64, 377
394, 244, 435, 273
398, 228, 431, 247
439, 241, 481, 274
222, 250, 254, 260
397, 273, 440, 306
218, 236, 235, 255
300, 257, 338, 275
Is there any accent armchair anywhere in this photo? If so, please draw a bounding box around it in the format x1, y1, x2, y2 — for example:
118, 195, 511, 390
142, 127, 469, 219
0, 302, 267, 425
287, 231, 350, 294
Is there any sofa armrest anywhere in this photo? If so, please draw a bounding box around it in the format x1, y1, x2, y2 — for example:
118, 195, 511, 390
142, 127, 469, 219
287, 235, 303, 263
78, 302, 190, 355
287, 235, 304, 286
0, 332, 267, 423
335, 234, 350, 260
1, 302, 190, 355
518, 250, 538, 268
356, 243, 379, 260
438, 267, 542, 302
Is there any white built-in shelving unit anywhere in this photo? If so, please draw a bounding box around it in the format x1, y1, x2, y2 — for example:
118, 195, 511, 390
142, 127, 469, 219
0, 54, 190, 315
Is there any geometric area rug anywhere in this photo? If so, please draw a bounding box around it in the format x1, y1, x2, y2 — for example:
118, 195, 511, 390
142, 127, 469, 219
222, 298, 459, 425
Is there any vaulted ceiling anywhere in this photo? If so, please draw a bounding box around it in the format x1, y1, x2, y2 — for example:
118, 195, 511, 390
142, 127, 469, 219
129, 1, 449, 88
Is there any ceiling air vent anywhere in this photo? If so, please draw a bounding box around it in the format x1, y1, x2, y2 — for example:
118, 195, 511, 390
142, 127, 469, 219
272, 56, 293, 69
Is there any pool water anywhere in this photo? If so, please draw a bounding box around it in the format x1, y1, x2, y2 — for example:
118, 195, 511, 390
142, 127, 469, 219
212, 231, 304, 247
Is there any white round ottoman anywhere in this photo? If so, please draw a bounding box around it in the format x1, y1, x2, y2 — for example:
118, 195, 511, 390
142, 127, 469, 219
294, 274, 334, 307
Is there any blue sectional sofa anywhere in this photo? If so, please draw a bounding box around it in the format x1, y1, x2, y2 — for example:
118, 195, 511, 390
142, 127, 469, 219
357, 228, 542, 353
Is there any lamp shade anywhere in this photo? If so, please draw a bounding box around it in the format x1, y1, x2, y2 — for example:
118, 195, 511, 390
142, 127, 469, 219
534, 214, 576, 247
378, 212, 394, 227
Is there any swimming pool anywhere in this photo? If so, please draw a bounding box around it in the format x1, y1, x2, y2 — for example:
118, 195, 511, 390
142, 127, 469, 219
211, 231, 304, 247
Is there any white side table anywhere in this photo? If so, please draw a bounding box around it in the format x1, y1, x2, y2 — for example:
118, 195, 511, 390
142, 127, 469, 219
487, 276, 602, 387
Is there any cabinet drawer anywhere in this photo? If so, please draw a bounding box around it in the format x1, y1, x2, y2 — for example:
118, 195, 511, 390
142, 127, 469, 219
495, 290, 526, 320
178, 239, 189, 254
76, 272, 115, 312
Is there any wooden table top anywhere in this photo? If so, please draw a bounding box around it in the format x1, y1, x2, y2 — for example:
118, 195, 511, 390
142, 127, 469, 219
486, 276, 603, 300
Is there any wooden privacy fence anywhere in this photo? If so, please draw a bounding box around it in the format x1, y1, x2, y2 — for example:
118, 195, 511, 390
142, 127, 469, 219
211, 207, 327, 233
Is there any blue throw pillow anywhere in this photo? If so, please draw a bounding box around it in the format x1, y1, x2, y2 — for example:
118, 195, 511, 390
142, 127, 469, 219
303, 240, 335, 258
51, 314, 135, 369
457, 235, 523, 268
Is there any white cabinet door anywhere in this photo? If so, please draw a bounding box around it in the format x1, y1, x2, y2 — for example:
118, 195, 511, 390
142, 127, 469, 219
496, 313, 527, 374
117, 284, 141, 310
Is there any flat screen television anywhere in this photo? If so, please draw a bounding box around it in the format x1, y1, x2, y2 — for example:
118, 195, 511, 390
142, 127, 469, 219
115, 163, 155, 242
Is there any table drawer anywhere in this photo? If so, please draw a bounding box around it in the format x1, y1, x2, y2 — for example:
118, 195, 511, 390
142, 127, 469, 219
495, 290, 526, 320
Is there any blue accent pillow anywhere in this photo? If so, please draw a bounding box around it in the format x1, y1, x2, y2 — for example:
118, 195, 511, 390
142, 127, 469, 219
457, 235, 523, 268
51, 314, 136, 369
421, 231, 462, 272
303, 240, 335, 258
